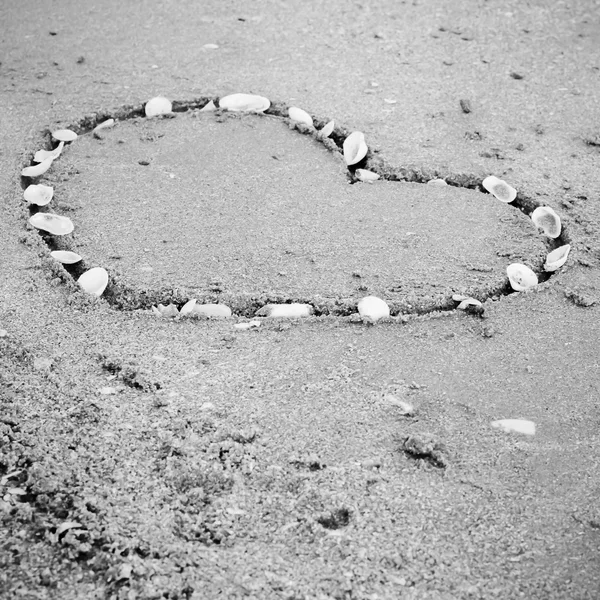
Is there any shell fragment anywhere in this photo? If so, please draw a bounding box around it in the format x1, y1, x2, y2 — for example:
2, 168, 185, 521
491, 419, 536, 436
357, 296, 390, 322
255, 303, 313, 318
219, 93, 270, 113
427, 178, 448, 186
531, 206, 561, 238
29, 213, 74, 235
234, 320, 262, 330
506, 263, 538, 292
482, 176, 517, 203
145, 96, 173, 117
33, 142, 64, 163
77, 267, 108, 297
52, 129, 78, 142
192, 304, 232, 318
24, 184, 54, 206
200, 100, 217, 112
179, 298, 197, 317
544, 244, 571, 272
355, 169, 380, 182
343, 131, 368, 166
93, 119, 115, 134
21, 157, 54, 178
288, 106, 314, 127
50, 250, 82, 264
319, 120, 335, 138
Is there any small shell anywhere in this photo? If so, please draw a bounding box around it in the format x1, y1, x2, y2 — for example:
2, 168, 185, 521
156, 303, 179, 318
219, 93, 270, 113
343, 131, 368, 166
234, 320, 262, 330
145, 96, 173, 117
531, 206, 561, 239
33, 142, 64, 163
29, 213, 74, 235
21, 157, 54, 178
200, 100, 217, 112
179, 299, 197, 316
192, 304, 232, 318
77, 267, 108, 297
24, 184, 54, 206
50, 250, 82, 264
491, 419, 536, 436
427, 178, 448, 186
255, 303, 313, 318
506, 263, 538, 292
319, 120, 335, 138
544, 244, 571, 272
482, 175, 517, 203
288, 106, 313, 127
456, 297, 482, 310
52, 129, 78, 142
355, 169, 380, 182
93, 119, 115, 133
357, 296, 390, 322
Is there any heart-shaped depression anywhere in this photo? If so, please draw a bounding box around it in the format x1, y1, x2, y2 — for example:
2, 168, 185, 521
21, 95, 571, 318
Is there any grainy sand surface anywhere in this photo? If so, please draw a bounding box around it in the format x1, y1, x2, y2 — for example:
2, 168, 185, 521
1, 1, 599, 599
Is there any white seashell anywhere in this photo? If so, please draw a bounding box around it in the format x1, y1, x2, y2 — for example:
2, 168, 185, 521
219, 93, 270, 113
33, 142, 64, 163
155, 303, 179, 318
427, 178, 448, 186
77, 267, 108, 297
491, 419, 536, 436
452, 294, 468, 302
506, 263, 538, 292
357, 296, 390, 322
234, 320, 262, 330
200, 100, 217, 112
288, 106, 313, 127
456, 297, 482, 310
29, 213, 74, 235
179, 299, 197, 316
50, 250, 82, 264
93, 119, 115, 133
21, 157, 54, 178
531, 206, 561, 238
343, 131, 368, 166
319, 120, 335, 138
482, 175, 517, 203
355, 169, 380, 182
145, 96, 173, 117
24, 184, 54, 206
255, 303, 313, 318
544, 244, 571, 272
52, 129, 78, 142
192, 303, 232, 318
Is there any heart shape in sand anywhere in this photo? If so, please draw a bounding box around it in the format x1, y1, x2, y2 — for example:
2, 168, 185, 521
21, 95, 571, 318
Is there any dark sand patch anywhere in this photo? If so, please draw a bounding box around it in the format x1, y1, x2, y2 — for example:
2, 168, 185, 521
44, 111, 546, 306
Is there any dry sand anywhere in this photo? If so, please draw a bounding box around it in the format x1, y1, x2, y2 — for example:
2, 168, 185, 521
1, 1, 599, 599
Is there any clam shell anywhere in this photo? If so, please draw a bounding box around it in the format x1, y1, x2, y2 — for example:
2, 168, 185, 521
544, 244, 571, 272
219, 93, 270, 113
531, 206, 561, 238
33, 142, 64, 163
319, 120, 334, 138
50, 250, 82, 264
93, 119, 115, 133
343, 131, 368, 166
52, 129, 78, 142
288, 106, 313, 127
357, 296, 390, 322
482, 175, 517, 203
355, 169, 380, 182
255, 303, 313, 318
24, 184, 54, 206
179, 298, 197, 316
491, 419, 536, 436
506, 263, 538, 292
145, 96, 173, 117
29, 213, 74, 235
77, 267, 108, 297
455, 297, 482, 310
427, 178, 448, 186
21, 157, 54, 178
200, 100, 217, 112
192, 303, 232, 318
